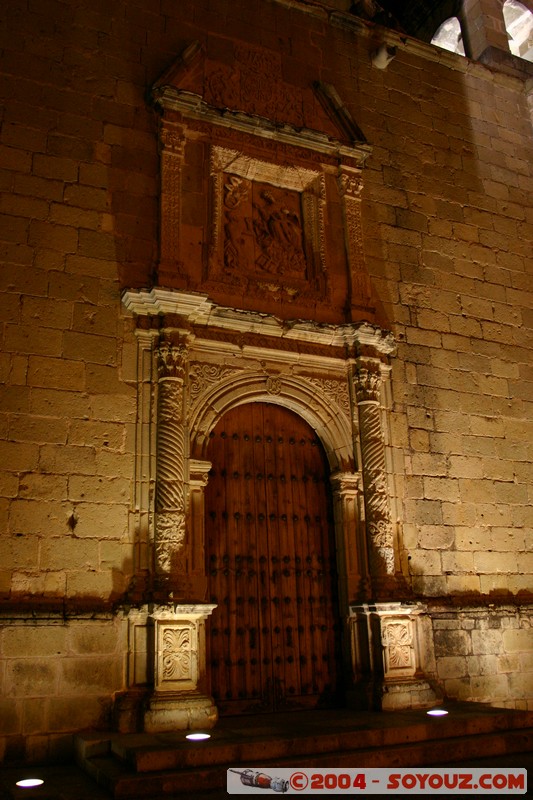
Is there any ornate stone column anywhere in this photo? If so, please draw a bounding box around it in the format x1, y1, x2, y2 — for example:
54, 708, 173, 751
353, 358, 396, 595
155, 337, 188, 590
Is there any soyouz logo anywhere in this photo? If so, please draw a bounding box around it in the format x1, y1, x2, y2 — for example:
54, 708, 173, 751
226, 767, 527, 794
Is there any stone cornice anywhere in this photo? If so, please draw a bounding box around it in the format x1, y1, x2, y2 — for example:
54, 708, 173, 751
152, 87, 372, 163
122, 288, 396, 355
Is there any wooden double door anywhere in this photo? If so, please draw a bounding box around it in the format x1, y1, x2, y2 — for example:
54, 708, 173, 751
205, 402, 343, 714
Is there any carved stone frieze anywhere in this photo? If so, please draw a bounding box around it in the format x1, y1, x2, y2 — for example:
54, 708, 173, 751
204, 43, 303, 128
189, 362, 236, 403
303, 375, 351, 418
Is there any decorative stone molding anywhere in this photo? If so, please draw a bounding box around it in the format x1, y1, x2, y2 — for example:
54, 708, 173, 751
122, 289, 397, 354
152, 47, 372, 164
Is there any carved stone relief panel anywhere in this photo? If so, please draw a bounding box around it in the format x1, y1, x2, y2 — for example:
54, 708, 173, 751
205, 43, 304, 129
381, 618, 416, 680
208, 146, 327, 303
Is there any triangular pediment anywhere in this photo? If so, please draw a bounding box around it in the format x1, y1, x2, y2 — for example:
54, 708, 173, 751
152, 41, 371, 161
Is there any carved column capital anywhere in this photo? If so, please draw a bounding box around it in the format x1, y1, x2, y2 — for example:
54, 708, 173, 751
338, 168, 363, 200
189, 459, 212, 487
159, 123, 186, 156
156, 340, 187, 380
354, 360, 382, 405
330, 470, 360, 496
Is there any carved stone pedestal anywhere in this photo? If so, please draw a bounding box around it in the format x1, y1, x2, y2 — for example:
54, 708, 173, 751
116, 603, 217, 733
348, 602, 441, 711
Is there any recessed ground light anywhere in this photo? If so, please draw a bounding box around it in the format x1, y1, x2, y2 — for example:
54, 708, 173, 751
16, 778, 44, 787
185, 732, 211, 740
427, 709, 449, 716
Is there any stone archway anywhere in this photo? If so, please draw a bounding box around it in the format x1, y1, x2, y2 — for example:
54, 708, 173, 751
116, 292, 439, 731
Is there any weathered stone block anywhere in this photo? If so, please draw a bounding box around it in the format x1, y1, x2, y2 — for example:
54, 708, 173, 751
436, 656, 466, 680
6, 660, 58, 697
3, 626, 67, 657
503, 629, 533, 653
434, 628, 471, 658
0, 699, 21, 735
60, 658, 119, 694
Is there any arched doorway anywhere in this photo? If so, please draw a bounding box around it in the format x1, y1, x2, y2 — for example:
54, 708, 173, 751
205, 402, 344, 714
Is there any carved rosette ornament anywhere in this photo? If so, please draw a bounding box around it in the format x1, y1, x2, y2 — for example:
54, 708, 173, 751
155, 340, 188, 581
354, 361, 395, 585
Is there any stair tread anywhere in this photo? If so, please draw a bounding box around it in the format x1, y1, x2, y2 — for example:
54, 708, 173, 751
76, 704, 533, 798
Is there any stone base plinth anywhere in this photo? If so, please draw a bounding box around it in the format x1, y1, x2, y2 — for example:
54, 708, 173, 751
380, 679, 442, 711
143, 691, 218, 733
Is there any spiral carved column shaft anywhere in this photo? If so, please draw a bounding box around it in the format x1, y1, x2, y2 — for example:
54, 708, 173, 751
155, 340, 187, 581
354, 361, 395, 591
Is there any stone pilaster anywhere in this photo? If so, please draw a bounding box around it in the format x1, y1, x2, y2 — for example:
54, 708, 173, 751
330, 471, 368, 606
338, 166, 372, 307
159, 121, 185, 272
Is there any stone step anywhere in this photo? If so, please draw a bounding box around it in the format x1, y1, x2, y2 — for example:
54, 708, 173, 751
76, 704, 533, 799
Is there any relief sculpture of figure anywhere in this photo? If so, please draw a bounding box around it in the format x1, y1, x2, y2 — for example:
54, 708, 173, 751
253, 189, 307, 276
223, 175, 248, 272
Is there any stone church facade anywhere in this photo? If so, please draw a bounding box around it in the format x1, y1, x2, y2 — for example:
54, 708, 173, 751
0, 0, 532, 763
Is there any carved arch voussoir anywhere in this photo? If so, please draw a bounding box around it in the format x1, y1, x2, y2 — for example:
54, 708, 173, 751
189, 369, 355, 472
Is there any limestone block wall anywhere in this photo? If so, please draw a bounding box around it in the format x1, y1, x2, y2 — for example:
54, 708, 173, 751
0, 0, 532, 760
430, 605, 533, 710
0, 614, 126, 762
